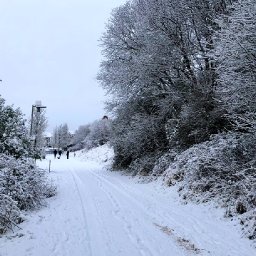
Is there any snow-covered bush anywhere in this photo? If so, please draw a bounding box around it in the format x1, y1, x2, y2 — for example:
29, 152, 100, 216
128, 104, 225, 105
0, 154, 55, 209
152, 149, 179, 177
164, 133, 256, 240
0, 154, 56, 233
0, 194, 21, 234
128, 152, 162, 176
167, 96, 229, 148
0, 96, 56, 234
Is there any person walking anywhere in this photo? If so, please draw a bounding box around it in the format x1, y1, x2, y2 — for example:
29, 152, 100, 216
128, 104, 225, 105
66, 150, 70, 159
53, 149, 57, 159
58, 149, 62, 159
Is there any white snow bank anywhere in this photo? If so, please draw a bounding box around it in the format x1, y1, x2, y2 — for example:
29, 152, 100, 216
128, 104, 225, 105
76, 143, 114, 165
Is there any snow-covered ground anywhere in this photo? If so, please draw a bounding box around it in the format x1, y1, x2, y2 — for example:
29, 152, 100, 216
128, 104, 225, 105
0, 145, 255, 256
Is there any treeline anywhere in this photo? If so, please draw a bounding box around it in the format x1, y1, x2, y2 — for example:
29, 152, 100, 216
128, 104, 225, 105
52, 123, 72, 150
71, 117, 112, 151
0, 96, 55, 234
98, 0, 255, 239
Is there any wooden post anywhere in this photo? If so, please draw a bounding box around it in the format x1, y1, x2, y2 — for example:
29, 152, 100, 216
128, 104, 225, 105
49, 160, 51, 173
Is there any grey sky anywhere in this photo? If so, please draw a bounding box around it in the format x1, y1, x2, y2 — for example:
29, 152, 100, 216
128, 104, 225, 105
0, 0, 125, 132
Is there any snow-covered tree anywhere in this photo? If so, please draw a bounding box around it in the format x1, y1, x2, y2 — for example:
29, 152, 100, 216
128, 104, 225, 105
72, 124, 90, 148
215, 0, 256, 131
30, 106, 47, 158
52, 123, 71, 149
71, 118, 112, 151
52, 126, 60, 148
0, 97, 31, 158
98, 0, 231, 171
59, 123, 70, 149
85, 118, 112, 148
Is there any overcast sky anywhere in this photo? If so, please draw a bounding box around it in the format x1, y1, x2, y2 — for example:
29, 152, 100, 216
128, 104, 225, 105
0, 0, 125, 132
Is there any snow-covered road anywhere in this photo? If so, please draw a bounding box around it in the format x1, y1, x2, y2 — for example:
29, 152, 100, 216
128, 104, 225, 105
0, 151, 255, 256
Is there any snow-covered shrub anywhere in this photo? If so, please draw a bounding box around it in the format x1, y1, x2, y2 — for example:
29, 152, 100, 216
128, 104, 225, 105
168, 96, 229, 148
164, 132, 256, 240
128, 153, 161, 176
0, 194, 21, 234
240, 209, 256, 240
152, 149, 179, 177
0, 154, 56, 233
0, 95, 56, 234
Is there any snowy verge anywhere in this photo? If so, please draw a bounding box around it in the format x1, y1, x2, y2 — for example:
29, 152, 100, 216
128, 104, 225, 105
76, 143, 114, 166
161, 132, 256, 242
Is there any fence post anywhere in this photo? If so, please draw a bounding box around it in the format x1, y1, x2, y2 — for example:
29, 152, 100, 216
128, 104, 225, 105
49, 160, 51, 173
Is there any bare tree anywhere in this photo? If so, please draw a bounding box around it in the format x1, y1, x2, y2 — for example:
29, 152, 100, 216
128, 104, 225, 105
215, 0, 256, 131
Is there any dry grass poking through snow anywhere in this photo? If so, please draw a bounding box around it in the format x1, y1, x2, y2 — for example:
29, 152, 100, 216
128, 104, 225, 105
154, 223, 202, 254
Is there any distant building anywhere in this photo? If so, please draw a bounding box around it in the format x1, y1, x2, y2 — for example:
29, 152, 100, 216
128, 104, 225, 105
44, 132, 52, 147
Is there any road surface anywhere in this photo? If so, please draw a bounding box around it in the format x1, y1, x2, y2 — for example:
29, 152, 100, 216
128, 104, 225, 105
0, 152, 254, 256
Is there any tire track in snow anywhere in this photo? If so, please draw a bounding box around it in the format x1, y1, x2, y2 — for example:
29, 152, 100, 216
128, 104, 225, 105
95, 173, 212, 254
73, 166, 155, 256
69, 168, 93, 256
71, 167, 126, 256
91, 170, 251, 256
94, 177, 156, 256
99, 172, 191, 225
92, 195, 116, 254
90, 171, 190, 256
88, 170, 205, 255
